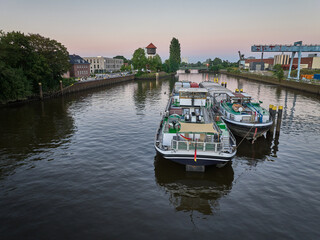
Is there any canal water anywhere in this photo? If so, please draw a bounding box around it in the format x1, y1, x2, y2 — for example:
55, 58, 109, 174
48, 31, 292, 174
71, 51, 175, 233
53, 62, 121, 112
0, 74, 319, 239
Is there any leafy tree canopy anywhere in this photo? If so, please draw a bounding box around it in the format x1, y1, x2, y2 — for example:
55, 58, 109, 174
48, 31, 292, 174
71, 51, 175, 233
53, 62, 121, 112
169, 37, 181, 72
0, 30, 70, 103
132, 48, 147, 72
113, 55, 131, 64
147, 54, 162, 72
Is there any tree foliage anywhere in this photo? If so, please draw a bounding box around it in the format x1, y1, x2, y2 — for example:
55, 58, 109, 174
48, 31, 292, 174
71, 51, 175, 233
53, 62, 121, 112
0, 30, 70, 103
169, 37, 181, 72
147, 54, 162, 72
120, 64, 132, 72
162, 59, 170, 73
273, 64, 284, 81
114, 55, 131, 65
132, 48, 147, 72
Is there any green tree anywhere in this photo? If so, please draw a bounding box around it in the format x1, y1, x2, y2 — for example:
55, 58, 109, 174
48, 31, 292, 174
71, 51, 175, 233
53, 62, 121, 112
0, 62, 31, 103
132, 48, 147, 72
169, 37, 181, 72
114, 55, 131, 65
147, 54, 162, 72
0, 30, 70, 102
162, 59, 170, 73
120, 64, 132, 72
212, 57, 222, 66
28, 33, 70, 91
273, 64, 284, 81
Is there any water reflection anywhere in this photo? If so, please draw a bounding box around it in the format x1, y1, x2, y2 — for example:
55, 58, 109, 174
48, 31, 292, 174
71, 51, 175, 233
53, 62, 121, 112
154, 154, 234, 215
133, 76, 176, 114
235, 132, 280, 163
0, 98, 75, 178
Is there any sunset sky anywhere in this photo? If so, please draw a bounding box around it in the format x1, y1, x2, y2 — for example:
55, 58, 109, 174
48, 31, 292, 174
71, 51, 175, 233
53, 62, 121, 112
1, 0, 319, 62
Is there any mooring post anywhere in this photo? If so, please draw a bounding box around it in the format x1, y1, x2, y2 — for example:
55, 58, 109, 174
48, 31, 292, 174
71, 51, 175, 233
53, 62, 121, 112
156, 72, 159, 81
59, 80, 63, 92
269, 104, 273, 121
270, 105, 277, 134
276, 106, 283, 135
39, 82, 43, 100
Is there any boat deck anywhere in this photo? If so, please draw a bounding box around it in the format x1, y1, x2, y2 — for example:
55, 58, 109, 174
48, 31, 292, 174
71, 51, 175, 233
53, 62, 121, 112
222, 102, 269, 116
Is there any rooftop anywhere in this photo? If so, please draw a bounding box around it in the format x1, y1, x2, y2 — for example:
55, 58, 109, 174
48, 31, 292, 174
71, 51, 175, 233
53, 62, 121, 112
69, 54, 89, 64
146, 43, 157, 49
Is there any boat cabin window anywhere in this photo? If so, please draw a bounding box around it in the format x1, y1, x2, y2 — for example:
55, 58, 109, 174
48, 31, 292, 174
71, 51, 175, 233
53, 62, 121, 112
193, 92, 207, 99
179, 92, 193, 99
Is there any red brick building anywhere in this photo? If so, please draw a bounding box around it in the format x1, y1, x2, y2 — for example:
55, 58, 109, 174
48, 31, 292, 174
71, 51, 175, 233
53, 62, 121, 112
245, 58, 274, 65
69, 54, 90, 78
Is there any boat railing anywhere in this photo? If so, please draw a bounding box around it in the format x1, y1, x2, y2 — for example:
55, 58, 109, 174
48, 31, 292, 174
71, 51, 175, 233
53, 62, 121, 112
171, 140, 223, 152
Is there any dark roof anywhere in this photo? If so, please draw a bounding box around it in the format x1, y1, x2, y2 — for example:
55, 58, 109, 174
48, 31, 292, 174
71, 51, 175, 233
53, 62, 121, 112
69, 54, 90, 64
146, 43, 157, 49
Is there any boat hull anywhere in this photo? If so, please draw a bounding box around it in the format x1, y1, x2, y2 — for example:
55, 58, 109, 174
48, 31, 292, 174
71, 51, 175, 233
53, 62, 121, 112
155, 145, 235, 166
222, 117, 273, 139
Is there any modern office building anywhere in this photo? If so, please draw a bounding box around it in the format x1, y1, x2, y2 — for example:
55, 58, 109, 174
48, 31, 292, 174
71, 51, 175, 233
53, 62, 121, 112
83, 56, 124, 73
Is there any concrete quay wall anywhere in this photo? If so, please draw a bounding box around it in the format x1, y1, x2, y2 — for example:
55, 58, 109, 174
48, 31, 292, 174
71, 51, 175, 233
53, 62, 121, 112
61, 75, 134, 95
221, 71, 320, 95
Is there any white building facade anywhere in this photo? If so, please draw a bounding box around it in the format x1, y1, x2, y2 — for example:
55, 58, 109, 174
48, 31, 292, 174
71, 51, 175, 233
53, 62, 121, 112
83, 56, 124, 73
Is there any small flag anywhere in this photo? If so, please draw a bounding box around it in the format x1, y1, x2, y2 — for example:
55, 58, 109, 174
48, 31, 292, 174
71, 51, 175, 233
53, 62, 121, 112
180, 134, 191, 141
194, 139, 197, 162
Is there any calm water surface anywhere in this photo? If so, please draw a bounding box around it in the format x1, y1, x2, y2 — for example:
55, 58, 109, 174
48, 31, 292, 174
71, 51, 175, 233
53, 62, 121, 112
1, 74, 320, 239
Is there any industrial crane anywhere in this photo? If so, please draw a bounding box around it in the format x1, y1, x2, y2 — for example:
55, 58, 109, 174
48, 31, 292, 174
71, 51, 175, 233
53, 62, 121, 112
238, 51, 245, 69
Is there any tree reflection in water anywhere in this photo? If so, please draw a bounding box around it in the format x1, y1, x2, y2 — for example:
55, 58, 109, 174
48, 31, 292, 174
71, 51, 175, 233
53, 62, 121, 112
154, 154, 234, 215
0, 98, 75, 178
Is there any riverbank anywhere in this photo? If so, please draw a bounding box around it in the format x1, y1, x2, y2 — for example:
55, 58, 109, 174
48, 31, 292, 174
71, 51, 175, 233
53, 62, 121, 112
0, 75, 135, 107
1, 72, 175, 106
134, 71, 175, 80
221, 70, 320, 95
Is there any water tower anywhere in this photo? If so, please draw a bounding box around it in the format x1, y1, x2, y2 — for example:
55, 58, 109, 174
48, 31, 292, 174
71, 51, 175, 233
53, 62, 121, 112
146, 43, 157, 58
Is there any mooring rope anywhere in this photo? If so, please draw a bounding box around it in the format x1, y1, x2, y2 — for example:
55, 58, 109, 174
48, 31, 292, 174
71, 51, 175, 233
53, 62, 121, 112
235, 123, 256, 149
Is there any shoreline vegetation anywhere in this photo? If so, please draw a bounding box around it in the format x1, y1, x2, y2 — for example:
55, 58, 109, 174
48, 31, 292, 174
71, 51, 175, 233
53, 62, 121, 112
1, 30, 183, 105
0, 73, 172, 106
220, 69, 320, 95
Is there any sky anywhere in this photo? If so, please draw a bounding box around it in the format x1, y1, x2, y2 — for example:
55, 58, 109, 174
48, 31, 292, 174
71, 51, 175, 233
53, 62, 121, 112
1, 0, 320, 62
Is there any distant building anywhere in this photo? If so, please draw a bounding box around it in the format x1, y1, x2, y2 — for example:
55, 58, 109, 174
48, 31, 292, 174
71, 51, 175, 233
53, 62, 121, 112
245, 58, 274, 70
145, 43, 157, 58
83, 56, 124, 73
274, 54, 290, 65
69, 54, 90, 78
245, 55, 320, 70
291, 56, 320, 69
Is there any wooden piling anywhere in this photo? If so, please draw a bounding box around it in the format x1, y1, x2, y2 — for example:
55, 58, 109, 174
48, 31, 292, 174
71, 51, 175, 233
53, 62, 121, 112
276, 106, 283, 135
39, 82, 43, 100
59, 80, 63, 92
269, 105, 277, 134
269, 104, 273, 121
